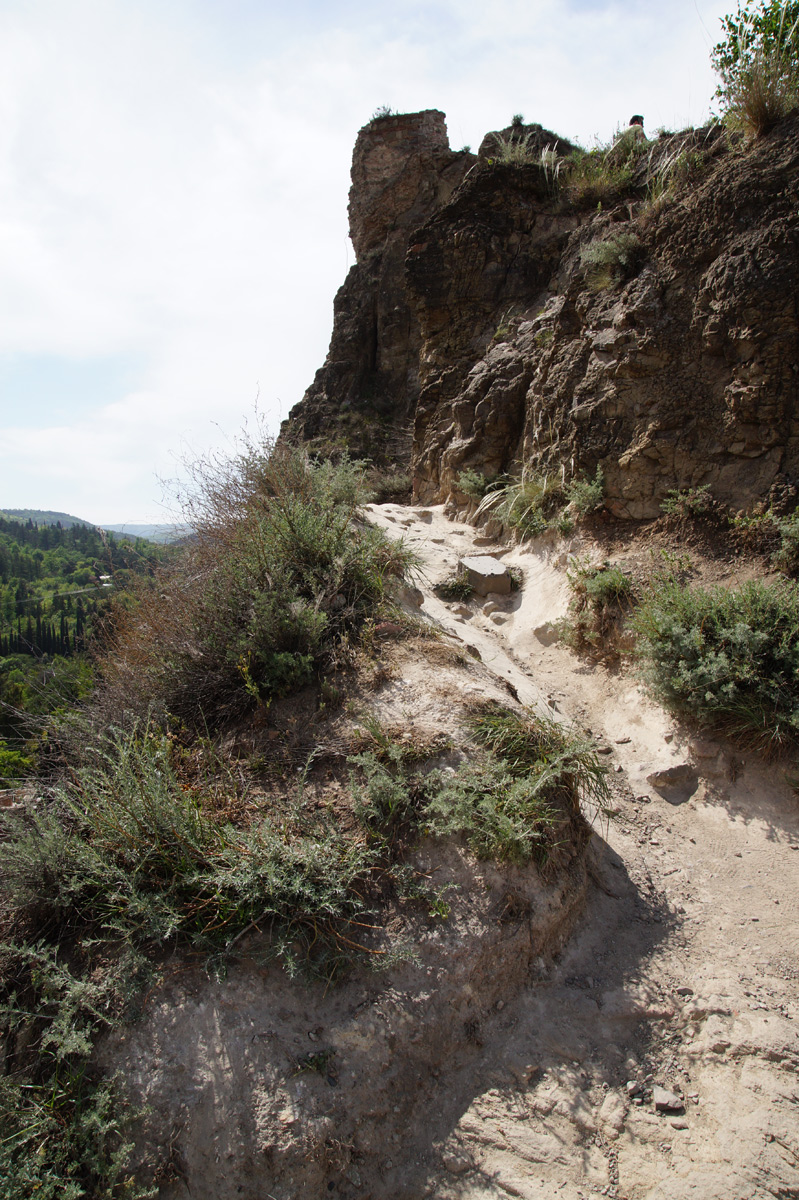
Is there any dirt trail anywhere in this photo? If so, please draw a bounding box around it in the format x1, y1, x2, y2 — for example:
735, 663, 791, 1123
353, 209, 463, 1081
366, 502, 799, 1200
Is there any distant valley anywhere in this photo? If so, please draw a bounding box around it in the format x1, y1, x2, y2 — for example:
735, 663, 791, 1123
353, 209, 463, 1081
1, 509, 188, 544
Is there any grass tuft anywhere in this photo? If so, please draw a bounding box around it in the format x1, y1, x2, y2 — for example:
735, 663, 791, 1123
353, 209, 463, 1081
558, 559, 635, 659
425, 704, 608, 864
580, 231, 644, 291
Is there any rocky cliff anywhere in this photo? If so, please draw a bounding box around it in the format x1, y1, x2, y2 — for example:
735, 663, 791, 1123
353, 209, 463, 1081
282, 110, 473, 465
284, 110, 799, 518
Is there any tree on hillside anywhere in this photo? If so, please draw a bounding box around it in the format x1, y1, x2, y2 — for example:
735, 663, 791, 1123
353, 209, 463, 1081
713, 1, 799, 134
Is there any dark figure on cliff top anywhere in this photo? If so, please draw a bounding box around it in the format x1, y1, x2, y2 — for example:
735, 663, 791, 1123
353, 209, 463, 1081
626, 114, 646, 144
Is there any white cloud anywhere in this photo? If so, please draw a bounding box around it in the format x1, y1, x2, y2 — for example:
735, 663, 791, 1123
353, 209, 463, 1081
0, 0, 734, 521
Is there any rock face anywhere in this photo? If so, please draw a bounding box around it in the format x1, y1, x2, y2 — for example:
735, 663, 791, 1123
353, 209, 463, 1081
282, 111, 473, 465
285, 111, 799, 517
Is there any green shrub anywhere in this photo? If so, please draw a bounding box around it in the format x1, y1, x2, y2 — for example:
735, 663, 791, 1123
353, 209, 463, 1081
729, 504, 799, 572
632, 575, 799, 752
660, 484, 715, 517
350, 749, 423, 837
772, 509, 799, 573
425, 756, 560, 864
0, 741, 33, 783
567, 466, 605, 516
713, 1, 799, 136
456, 467, 503, 500
0, 1008, 138, 1200
581, 231, 644, 291
100, 444, 417, 727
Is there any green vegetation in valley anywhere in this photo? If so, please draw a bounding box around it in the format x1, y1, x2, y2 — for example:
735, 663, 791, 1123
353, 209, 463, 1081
0, 515, 164, 783
0, 508, 92, 528
0, 513, 163, 658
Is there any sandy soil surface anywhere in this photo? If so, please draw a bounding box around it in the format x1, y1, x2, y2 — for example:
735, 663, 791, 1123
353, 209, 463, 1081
361, 502, 799, 1200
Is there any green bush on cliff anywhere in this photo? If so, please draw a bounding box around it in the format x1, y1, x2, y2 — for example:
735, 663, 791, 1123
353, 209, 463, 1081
581, 231, 644, 291
99, 443, 416, 728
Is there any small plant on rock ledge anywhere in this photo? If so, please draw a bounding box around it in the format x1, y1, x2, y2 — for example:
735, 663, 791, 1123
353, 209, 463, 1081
660, 483, 715, 518
566, 466, 605, 516
580, 230, 644, 291
558, 558, 635, 659
435, 572, 474, 601
456, 467, 504, 500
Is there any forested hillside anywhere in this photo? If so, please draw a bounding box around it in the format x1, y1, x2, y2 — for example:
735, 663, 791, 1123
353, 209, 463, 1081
0, 514, 164, 780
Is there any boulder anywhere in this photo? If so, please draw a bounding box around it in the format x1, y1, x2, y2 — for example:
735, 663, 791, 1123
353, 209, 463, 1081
457, 555, 511, 596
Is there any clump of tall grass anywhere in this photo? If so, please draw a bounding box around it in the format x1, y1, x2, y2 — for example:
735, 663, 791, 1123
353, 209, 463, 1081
560, 131, 647, 207
473, 466, 604, 538
724, 46, 799, 135
475, 470, 564, 538
487, 129, 542, 164
426, 703, 607, 864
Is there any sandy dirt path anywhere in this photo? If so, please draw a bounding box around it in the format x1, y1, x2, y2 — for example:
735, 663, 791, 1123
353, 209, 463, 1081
366, 502, 799, 1200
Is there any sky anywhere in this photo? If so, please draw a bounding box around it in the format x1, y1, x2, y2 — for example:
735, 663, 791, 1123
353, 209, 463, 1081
0, 0, 736, 524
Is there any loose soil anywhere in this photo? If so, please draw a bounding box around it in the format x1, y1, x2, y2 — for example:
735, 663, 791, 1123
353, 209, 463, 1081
109, 503, 799, 1200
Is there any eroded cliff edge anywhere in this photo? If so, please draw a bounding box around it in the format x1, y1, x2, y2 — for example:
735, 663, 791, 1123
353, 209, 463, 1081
283, 109, 799, 518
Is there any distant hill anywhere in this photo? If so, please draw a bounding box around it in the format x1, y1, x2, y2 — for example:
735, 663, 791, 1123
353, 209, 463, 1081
0, 511, 188, 545
101, 523, 189, 544
1, 508, 93, 529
